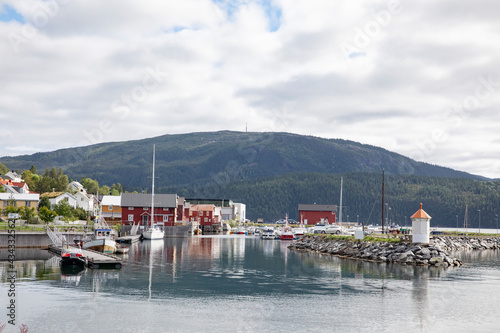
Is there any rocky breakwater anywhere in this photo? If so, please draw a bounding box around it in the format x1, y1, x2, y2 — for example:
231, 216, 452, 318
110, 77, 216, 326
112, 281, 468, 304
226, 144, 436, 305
432, 236, 500, 251
289, 235, 463, 267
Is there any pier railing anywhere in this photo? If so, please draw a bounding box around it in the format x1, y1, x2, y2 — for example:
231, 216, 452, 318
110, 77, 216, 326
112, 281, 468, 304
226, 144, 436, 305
45, 225, 65, 247
130, 223, 139, 236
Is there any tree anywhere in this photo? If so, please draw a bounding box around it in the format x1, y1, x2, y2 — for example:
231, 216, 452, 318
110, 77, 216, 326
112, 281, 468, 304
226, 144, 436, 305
81, 177, 99, 194
39, 206, 57, 224
19, 206, 36, 223
0, 162, 8, 175
72, 207, 88, 220
38, 196, 51, 210
29, 165, 37, 175
54, 200, 73, 220
100, 185, 110, 195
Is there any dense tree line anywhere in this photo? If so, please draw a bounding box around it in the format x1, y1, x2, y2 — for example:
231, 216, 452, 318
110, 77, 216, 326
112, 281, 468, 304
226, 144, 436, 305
161, 172, 500, 229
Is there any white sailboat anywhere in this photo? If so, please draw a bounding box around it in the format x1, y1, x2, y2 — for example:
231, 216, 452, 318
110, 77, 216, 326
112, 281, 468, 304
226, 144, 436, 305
142, 144, 165, 240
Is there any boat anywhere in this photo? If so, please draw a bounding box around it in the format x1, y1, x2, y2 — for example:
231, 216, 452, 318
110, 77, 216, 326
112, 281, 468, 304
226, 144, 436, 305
293, 227, 306, 237
142, 144, 165, 240
235, 227, 247, 235
261, 227, 276, 240
82, 227, 117, 254
115, 243, 130, 254
280, 227, 295, 240
60, 245, 86, 269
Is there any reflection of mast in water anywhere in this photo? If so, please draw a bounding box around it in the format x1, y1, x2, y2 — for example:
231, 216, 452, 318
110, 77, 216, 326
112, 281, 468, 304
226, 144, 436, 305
147, 239, 164, 300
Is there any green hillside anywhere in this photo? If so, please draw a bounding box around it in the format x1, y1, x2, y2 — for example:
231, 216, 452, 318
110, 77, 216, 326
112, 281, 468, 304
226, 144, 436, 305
0, 131, 484, 190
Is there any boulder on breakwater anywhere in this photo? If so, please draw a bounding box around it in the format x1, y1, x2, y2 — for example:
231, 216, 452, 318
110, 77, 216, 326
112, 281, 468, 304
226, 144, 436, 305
288, 235, 464, 267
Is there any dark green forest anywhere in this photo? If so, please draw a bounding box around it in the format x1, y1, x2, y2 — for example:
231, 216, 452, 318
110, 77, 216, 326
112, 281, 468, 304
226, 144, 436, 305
156, 172, 500, 229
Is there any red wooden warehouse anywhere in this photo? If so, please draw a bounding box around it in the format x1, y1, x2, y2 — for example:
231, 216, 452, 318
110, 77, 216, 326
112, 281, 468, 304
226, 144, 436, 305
298, 204, 337, 225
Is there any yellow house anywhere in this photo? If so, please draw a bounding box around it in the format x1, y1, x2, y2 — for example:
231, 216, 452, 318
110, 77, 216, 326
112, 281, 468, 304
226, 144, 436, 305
0, 193, 40, 213
101, 195, 122, 224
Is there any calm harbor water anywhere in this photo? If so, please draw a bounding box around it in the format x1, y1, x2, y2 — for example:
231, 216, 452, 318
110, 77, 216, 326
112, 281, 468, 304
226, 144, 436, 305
1, 235, 499, 332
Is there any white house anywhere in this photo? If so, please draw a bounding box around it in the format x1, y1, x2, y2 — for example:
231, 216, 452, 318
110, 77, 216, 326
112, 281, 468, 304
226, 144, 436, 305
47, 192, 78, 210
74, 191, 97, 215
68, 181, 86, 194
1, 171, 22, 182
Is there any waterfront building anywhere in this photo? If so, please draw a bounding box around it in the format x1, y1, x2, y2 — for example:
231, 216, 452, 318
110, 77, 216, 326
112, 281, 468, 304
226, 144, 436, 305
298, 204, 337, 225
101, 195, 122, 224
121, 193, 179, 227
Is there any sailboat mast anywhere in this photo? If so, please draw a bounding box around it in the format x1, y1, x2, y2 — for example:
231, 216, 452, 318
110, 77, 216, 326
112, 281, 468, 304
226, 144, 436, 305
339, 177, 343, 225
381, 169, 385, 234
151, 144, 155, 227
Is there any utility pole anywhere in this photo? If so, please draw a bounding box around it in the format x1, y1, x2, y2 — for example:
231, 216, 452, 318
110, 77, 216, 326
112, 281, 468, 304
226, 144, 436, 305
477, 209, 481, 235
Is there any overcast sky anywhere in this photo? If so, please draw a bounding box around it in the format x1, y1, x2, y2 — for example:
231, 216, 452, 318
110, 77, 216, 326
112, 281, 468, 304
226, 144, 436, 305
1, 0, 499, 178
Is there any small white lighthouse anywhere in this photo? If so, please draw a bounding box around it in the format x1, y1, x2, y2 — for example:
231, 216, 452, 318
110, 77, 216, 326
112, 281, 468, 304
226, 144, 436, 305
411, 203, 432, 244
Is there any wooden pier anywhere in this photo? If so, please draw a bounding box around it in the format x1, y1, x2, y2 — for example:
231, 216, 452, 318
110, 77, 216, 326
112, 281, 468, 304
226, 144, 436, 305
49, 245, 123, 269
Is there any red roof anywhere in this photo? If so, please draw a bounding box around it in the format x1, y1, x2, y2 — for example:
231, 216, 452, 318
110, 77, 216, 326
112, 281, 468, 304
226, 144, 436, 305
411, 203, 431, 219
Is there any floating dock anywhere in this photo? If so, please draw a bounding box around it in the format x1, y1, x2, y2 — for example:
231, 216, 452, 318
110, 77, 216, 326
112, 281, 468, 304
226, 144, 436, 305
49, 245, 123, 269
115, 234, 141, 243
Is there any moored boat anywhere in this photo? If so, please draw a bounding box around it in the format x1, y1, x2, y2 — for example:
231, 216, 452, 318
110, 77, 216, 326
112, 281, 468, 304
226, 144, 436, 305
83, 228, 117, 254
261, 227, 276, 239
60, 245, 87, 269
279, 227, 295, 240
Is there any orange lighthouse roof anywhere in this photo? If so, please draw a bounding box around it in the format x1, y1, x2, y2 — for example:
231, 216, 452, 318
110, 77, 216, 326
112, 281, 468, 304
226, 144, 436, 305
411, 203, 431, 219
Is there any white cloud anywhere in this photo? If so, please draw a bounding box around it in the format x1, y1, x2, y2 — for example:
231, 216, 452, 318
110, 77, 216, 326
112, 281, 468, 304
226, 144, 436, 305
1, 0, 500, 178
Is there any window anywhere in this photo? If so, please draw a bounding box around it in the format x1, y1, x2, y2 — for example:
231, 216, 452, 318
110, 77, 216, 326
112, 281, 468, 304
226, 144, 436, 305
128, 215, 134, 221
128, 207, 133, 210
143, 207, 148, 210
163, 208, 168, 211
204, 217, 208, 222
109, 205, 113, 211
163, 215, 168, 222
25, 201, 30, 206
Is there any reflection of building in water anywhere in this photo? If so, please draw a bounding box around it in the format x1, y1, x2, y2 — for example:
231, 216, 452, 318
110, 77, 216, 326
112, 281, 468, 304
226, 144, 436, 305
0, 254, 60, 283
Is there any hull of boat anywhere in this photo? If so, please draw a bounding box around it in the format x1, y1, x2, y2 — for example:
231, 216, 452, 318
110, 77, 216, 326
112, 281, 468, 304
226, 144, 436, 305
280, 234, 295, 240
142, 230, 164, 240
60, 257, 86, 268
83, 239, 116, 254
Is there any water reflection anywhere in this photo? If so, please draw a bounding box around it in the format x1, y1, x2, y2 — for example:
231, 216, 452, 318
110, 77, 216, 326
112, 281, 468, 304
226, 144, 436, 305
0, 238, 494, 300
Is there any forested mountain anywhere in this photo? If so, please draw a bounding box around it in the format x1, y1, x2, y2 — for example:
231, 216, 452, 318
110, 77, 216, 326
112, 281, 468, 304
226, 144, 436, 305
0, 131, 485, 190
1, 131, 497, 228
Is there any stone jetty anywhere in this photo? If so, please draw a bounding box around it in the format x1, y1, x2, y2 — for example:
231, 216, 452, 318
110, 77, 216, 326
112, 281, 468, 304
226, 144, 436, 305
288, 235, 466, 267
432, 236, 500, 251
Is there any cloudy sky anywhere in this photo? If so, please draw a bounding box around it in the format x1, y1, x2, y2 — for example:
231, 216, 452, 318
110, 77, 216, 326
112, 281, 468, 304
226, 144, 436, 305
1, 0, 499, 178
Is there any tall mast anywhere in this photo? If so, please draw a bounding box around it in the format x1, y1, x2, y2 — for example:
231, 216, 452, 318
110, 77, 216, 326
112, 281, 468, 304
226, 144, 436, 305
339, 177, 343, 225
151, 144, 155, 226
381, 169, 385, 234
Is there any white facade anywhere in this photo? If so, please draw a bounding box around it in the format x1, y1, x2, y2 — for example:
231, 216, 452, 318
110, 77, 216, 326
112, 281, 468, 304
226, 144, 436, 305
411, 203, 431, 244
233, 203, 246, 222
74, 192, 96, 214
68, 181, 86, 194
49, 192, 78, 209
